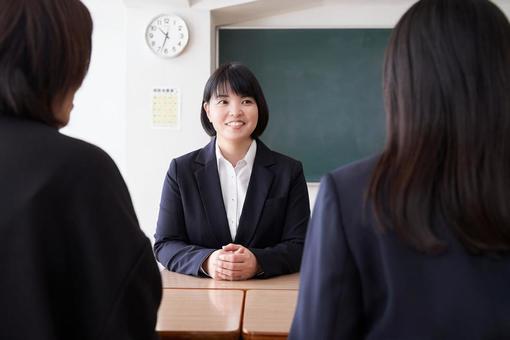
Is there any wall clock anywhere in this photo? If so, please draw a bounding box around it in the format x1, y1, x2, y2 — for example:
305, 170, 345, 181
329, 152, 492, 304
145, 14, 189, 58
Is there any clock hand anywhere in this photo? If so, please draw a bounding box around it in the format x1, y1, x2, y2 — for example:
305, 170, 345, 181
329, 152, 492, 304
158, 28, 169, 38
161, 34, 169, 49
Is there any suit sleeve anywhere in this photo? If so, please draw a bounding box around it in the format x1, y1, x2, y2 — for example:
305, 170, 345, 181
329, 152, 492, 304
250, 161, 310, 278
154, 159, 215, 276
289, 173, 363, 339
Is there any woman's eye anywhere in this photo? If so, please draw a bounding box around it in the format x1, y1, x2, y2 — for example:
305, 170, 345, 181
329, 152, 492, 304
217, 100, 227, 104
242, 99, 254, 104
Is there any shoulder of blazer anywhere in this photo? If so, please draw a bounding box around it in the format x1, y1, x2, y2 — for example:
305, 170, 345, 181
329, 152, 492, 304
255, 139, 307, 177
330, 154, 380, 186
167, 139, 214, 172
327, 154, 380, 210
3, 118, 120, 178
193, 138, 216, 166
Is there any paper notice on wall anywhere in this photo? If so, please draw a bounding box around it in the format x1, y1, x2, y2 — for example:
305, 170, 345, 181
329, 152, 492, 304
152, 87, 180, 129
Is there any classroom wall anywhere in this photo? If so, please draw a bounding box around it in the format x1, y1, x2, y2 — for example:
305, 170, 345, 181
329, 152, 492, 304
62, 0, 127, 175
67, 0, 510, 242
224, 0, 415, 28
62, 0, 212, 241
124, 5, 212, 241
227, 0, 510, 29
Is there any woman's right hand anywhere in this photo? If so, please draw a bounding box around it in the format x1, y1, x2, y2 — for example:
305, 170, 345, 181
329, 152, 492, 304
204, 249, 224, 280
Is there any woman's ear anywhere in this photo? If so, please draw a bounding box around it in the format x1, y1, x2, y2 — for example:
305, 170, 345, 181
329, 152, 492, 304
203, 101, 211, 121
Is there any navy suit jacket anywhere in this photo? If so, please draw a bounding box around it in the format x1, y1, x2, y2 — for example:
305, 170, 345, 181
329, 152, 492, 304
290, 156, 510, 340
154, 138, 310, 278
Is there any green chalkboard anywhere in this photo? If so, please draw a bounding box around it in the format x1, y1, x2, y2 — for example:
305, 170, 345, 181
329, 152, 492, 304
219, 29, 391, 182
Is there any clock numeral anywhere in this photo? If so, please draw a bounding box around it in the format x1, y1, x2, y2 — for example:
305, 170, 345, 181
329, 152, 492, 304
149, 33, 154, 38
157, 20, 162, 25
151, 41, 156, 46
172, 46, 176, 52
178, 26, 182, 31
151, 26, 157, 31
180, 33, 184, 39
164, 18, 169, 24
178, 41, 182, 46
164, 49, 169, 54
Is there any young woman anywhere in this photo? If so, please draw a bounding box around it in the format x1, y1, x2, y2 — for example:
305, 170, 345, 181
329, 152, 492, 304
154, 63, 310, 280
290, 0, 510, 338
0, 1, 161, 339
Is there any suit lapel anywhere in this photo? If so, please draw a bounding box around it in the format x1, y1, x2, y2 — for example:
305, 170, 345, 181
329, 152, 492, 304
234, 140, 275, 244
194, 138, 233, 245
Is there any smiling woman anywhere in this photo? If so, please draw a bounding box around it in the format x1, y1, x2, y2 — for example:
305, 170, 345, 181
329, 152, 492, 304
154, 62, 310, 280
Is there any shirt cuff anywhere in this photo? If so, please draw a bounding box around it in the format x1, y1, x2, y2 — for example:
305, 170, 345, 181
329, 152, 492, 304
199, 264, 211, 278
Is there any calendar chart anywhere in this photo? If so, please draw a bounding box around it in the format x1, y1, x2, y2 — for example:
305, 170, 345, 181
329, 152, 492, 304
152, 87, 180, 129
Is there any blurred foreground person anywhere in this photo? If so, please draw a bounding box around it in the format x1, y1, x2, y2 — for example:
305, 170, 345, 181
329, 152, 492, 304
0, 1, 161, 339
291, 0, 510, 338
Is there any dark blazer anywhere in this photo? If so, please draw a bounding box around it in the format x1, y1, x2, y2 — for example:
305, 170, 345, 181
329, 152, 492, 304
290, 156, 510, 340
154, 138, 310, 278
0, 116, 162, 340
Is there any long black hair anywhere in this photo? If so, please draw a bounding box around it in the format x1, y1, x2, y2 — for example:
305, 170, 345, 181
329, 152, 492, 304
369, 0, 510, 255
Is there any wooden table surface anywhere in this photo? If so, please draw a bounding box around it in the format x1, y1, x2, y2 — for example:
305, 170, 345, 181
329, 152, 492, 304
242, 290, 299, 340
161, 269, 300, 291
157, 289, 244, 340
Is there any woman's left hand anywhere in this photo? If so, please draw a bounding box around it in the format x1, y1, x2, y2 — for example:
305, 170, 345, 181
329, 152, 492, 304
215, 243, 260, 280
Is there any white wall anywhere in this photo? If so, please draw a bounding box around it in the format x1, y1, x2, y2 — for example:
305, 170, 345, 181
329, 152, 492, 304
495, 1, 510, 16
125, 6, 212, 241
223, 0, 415, 28
62, 0, 127, 175
228, 0, 510, 29
62, 0, 212, 241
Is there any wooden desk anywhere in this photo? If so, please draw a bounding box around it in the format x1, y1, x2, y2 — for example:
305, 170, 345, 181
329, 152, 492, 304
161, 269, 300, 291
157, 289, 244, 340
242, 290, 298, 340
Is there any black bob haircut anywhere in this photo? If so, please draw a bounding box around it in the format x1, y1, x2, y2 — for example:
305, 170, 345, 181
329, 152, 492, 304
0, 0, 92, 127
200, 62, 269, 138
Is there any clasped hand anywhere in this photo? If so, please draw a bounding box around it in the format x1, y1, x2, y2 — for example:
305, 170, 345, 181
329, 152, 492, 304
204, 243, 259, 281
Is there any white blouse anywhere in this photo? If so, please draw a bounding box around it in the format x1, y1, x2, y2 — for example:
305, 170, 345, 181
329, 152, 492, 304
215, 139, 257, 241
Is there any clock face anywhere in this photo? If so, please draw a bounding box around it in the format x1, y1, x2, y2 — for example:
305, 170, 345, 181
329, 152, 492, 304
146, 15, 189, 58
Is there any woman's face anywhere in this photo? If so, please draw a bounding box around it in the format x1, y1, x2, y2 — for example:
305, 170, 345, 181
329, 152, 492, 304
204, 87, 258, 146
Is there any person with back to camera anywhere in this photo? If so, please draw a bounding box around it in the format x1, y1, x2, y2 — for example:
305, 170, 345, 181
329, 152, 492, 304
290, 0, 510, 338
0, 0, 161, 339
154, 62, 310, 280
